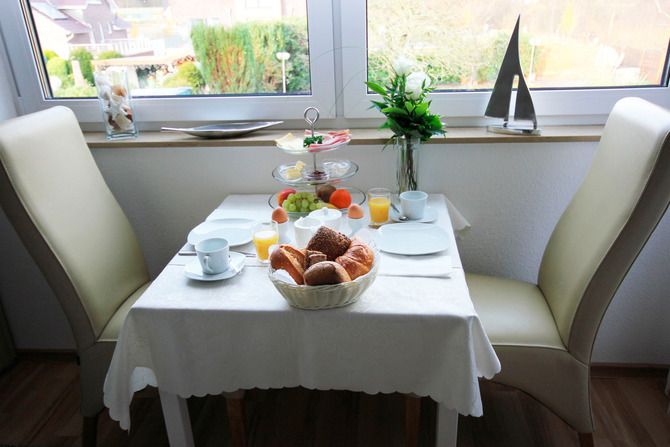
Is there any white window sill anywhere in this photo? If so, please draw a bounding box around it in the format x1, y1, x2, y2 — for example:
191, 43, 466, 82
84, 125, 603, 148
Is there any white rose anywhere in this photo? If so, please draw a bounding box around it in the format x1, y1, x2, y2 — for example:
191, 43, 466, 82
405, 72, 430, 101
393, 58, 413, 77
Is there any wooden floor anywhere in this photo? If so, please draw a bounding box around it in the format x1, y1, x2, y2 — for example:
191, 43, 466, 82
1, 359, 668, 446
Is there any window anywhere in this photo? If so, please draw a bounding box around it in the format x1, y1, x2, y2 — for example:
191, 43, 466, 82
2, 0, 669, 128
1, 0, 336, 124
340, 0, 670, 125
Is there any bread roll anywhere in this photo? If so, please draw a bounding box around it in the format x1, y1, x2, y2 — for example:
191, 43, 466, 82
306, 226, 351, 261
335, 237, 374, 280
269, 244, 306, 285
303, 261, 352, 286
305, 250, 327, 269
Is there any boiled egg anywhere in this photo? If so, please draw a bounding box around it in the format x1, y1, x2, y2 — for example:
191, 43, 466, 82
347, 203, 364, 219
272, 206, 288, 223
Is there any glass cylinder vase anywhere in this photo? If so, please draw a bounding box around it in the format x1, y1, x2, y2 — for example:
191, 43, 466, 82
395, 136, 421, 194
93, 69, 138, 140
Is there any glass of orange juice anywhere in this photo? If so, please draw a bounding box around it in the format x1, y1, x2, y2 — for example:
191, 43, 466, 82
368, 188, 391, 226
253, 221, 279, 263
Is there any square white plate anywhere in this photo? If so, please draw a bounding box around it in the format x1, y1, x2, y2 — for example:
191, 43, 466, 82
375, 223, 449, 255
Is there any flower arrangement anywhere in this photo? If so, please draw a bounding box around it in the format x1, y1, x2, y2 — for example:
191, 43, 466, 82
365, 58, 445, 145
365, 58, 445, 192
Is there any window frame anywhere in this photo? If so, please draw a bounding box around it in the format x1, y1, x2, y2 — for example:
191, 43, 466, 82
338, 0, 670, 127
0, 0, 338, 126
1, 0, 669, 129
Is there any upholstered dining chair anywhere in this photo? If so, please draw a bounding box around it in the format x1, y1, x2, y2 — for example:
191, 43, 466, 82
0, 106, 152, 447
466, 97, 670, 446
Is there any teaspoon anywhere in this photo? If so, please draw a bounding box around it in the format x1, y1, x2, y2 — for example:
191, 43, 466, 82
390, 202, 407, 221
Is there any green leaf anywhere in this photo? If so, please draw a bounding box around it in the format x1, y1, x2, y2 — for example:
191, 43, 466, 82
381, 107, 408, 116
365, 81, 388, 96
413, 102, 430, 116
370, 100, 388, 111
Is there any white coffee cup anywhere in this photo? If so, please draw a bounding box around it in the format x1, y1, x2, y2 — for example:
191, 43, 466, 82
309, 207, 342, 231
400, 190, 428, 220
294, 216, 322, 247
196, 238, 229, 274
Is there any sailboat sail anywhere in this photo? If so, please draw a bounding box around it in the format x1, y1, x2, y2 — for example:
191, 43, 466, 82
485, 16, 538, 129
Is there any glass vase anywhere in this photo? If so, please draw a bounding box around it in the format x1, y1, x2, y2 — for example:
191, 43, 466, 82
93, 69, 138, 140
395, 136, 421, 194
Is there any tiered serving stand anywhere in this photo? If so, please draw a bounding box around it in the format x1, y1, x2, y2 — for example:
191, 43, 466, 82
269, 107, 364, 215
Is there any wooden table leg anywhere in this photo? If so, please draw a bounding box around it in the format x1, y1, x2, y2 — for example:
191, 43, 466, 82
405, 394, 421, 447
158, 389, 195, 447
435, 404, 457, 447
223, 390, 248, 447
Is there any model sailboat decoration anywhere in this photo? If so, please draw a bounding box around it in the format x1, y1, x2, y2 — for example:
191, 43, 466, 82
485, 16, 541, 135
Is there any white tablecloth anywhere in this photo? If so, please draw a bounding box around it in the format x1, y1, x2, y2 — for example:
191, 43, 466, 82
104, 194, 500, 431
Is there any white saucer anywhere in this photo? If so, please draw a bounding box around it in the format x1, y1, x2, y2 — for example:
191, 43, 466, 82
184, 252, 246, 281
187, 218, 255, 247
390, 206, 437, 223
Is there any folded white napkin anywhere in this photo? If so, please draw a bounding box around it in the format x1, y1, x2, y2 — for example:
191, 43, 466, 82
378, 252, 453, 278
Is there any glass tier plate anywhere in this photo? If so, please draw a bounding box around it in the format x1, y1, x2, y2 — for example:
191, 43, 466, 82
273, 161, 358, 186
161, 121, 282, 138
268, 186, 365, 217
276, 137, 351, 155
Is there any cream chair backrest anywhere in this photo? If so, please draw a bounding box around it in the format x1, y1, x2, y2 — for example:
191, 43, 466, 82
538, 97, 670, 364
0, 106, 149, 351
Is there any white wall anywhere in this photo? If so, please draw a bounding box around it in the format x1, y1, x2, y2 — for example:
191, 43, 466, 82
0, 59, 668, 365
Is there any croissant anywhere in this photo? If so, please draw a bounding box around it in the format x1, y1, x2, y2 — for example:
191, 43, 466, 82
335, 237, 374, 280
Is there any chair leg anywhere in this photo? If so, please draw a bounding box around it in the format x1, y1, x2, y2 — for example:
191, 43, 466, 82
82, 414, 98, 447
405, 394, 421, 447
223, 390, 247, 447
578, 432, 594, 447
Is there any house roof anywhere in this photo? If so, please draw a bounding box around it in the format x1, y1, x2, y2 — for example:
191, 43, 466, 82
47, 0, 89, 8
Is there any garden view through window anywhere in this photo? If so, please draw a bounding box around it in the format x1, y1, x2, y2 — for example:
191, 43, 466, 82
25, 0, 670, 101
367, 0, 670, 91
29, 0, 310, 98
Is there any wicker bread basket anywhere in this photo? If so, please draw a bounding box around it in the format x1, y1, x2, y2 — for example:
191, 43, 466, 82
268, 257, 379, 310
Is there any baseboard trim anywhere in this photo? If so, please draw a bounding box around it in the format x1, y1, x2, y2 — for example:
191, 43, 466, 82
16, 349, 77, 363
590, 362, 669, 379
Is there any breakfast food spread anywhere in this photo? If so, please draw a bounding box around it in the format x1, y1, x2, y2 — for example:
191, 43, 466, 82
270, 228, 374, 286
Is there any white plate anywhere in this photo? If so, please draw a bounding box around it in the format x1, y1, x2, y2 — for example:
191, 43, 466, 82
184, 252, 246, 281
390, 206, 438, 223
375, 223, 450, 255
187, 218, 255, 247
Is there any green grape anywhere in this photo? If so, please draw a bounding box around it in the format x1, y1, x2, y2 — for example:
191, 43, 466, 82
307, 194, 315, 202
301, 199, 309, 208
309, 203, 317, 211
282, 201, 290, 210
288, 203, 297, 212
287, 193, 296, 201
315, 202, 323, 209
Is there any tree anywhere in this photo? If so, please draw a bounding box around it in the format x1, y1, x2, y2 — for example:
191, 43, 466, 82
190, 18, 309, 95
69, 48, 95, 85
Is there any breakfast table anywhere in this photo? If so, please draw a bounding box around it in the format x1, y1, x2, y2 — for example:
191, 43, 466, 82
103, 193, 501, 446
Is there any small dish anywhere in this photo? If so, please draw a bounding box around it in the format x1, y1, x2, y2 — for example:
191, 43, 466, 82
390, 206, 438, 223
187, 218, 255, 247
184, 252, 246, 281
322, 159, 351, 177
375, 223, 449, 255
